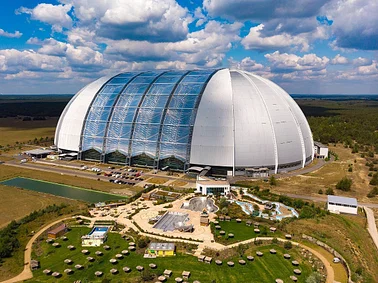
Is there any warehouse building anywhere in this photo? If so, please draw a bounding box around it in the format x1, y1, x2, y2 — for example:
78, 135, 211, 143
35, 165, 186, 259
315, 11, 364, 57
327, 195, 358, 215
55, 69, 314, 176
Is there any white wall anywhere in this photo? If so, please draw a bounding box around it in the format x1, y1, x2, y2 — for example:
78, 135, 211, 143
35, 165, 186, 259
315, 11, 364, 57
327, 203, 357, 214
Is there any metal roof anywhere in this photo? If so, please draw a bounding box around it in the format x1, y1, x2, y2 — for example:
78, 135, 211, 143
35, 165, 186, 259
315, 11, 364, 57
148, 242, 175, 251
328, 195, 357, 206
314, 141, 327, 148
24, 149, 53, 155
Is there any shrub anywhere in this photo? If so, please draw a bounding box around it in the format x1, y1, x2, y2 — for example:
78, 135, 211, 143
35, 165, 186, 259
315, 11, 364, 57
370, 173, 378, 186
367, 187, 378, 198
336, 177, 352, 191
325, 188, 334, 195
269, 175, 277, 186
284, 241, 292, 250
299, 206, 317, 219
318, 189, 323, 195
306, 272, 322, 283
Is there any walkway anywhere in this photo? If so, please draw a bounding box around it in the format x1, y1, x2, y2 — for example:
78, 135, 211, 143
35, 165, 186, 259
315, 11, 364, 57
364, 207, 378, 250
1, 216, 72, 283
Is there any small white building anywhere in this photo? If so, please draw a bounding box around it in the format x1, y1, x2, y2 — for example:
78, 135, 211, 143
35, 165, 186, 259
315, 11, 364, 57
314, 141, 329, 159
81, 226, 109, 247
327, 195, 358, 215
195, 176, 230, 196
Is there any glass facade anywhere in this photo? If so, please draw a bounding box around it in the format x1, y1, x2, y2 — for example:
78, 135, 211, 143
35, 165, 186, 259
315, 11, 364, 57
80, 70, 217, 169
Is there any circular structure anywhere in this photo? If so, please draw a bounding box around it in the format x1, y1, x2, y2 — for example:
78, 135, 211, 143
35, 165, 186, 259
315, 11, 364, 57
215, 260, 222, 265
247, 256, 254, 261
227, 261, 234, 267
123, 266, 131, 273
55, 69, 313, 175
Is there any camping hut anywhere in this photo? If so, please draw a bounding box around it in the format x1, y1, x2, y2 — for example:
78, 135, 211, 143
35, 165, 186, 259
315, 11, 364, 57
164, 269, 172, 277
30, 260, 39, 270
48, 224, 67, 239
182, 271, 191, 279
95, 271, 103, 277
110, 268, 118, 274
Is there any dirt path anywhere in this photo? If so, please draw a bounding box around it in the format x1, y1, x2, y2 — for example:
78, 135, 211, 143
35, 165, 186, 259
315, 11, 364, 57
0, 216, 72, 283
364, 206, 378, 250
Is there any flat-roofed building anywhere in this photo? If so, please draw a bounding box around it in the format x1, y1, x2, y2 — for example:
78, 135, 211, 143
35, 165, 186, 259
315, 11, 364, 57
146, 242, 175, 257
24, 149, 53, 158
314, 141, 329, 159
81, 226, 109, 246
327, 195, 358, 215
195, 176, 230, 196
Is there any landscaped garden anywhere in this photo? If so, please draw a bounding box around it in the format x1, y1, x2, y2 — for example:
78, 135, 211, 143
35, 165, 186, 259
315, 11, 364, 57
30, 226, 315, 282
211, 219, 282, 244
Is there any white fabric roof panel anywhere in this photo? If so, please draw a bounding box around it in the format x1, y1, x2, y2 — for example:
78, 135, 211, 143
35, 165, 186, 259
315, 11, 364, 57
55, 69, 313, 173
54, 75, 115, 151
190, 69, 234, 167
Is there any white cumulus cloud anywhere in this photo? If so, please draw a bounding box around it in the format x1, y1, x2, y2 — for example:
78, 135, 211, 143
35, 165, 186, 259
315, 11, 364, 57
0, 29, 22, 38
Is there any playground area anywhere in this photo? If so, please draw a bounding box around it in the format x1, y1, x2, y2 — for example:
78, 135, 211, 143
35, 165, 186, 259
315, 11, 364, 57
181, 197, 218, 213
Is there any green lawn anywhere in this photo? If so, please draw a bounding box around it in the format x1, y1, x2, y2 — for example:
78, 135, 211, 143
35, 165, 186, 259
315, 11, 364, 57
211, 219, 282, 244
29, 227, 313, 283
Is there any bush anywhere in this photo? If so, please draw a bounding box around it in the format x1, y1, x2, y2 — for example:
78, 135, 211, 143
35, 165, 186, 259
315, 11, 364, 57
336, 177, 352, 191
306, 272, 322, 283
269, 175, 277, 186
325, 188, 334, 195
299, 206, 317, 219
318, 189, 323, 195
367, 187, 378, 198
284, 241, 292, 250
370, 173, 378, 186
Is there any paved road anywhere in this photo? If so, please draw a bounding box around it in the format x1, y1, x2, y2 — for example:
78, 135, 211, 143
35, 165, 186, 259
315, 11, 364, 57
3, 161, 195, 186
283, 193, 378, 208
0, 216, 72, 283
364, 207, 378, 250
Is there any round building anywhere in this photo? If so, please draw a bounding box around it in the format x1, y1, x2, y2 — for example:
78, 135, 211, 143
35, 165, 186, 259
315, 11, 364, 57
55, 69, 313, 175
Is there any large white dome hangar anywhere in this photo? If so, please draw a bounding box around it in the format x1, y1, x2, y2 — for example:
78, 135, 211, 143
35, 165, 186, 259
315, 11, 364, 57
55, 68, 314, 176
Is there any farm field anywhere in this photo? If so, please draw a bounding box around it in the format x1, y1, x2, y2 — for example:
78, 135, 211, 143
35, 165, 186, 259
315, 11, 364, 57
31, 227, 313, 283
0, 117, 58, 146
0, 184, 78, 228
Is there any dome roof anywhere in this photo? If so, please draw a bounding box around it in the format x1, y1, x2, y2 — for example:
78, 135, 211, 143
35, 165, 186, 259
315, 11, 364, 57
55, 69, 313, 174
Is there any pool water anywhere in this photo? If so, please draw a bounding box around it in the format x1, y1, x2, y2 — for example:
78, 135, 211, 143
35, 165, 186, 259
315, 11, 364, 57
0, 177, 126, 203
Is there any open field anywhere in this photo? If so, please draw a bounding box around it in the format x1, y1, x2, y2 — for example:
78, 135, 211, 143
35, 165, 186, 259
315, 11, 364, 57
30, 227, 313, 283
0, 184, 78, 228
0, 117, 58, 146
236, 144, 376, 203
211, 219, 281, 244
282, 211, 378, 282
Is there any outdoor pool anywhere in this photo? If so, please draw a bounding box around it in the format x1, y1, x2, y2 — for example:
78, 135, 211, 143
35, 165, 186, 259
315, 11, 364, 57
0, 177, 126, 203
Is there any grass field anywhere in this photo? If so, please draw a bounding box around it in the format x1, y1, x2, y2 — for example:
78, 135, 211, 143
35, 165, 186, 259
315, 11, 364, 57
0, 184, 78, 228
146, 177, 170, 184
0, 205, 86, 282
0, 117, 58, 146
211, 220, 280, 244
283, 211, 378, 282
30, 227, 313, 283
170, 180, 188, 187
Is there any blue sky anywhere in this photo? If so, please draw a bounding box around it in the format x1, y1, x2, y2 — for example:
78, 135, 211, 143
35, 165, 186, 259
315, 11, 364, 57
0, 0, 377, 94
